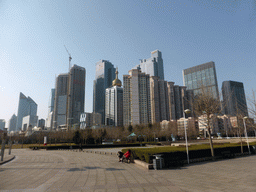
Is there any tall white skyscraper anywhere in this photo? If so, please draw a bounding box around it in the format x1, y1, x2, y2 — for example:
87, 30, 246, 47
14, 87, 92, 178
123, 69, 151, 126
134, 50, 164, 80
105, 68, 123, 126
46, 88, 55, 130
16, 92, 37, 131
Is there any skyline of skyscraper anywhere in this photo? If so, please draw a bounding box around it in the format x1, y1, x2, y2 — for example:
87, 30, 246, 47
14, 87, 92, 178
16, 92, 37, 131
105, 68, 123, 126
46, 88, 55, 130
134, 50, 164, 80
53, 73, 69, 128
67, 64, 86, 128
150, 77, 169, 123
167, 83, 194, 120
183, 61, 219, 99
222, 80, 248, 117
0, 119, 5, 131
8, 114, 17, 133
48, 88, 55, 113
123, 69, 151, 126
150, 77, 194, 123
93, 60, 116, 125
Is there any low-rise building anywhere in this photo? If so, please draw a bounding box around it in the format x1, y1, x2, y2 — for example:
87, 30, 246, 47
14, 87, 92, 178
80, 112, 102, 129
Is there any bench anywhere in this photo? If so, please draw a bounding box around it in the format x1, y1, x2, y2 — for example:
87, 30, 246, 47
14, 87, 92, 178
122, 156, 132, 163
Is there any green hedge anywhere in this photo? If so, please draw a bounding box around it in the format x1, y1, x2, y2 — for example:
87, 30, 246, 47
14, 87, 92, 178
29, 143, 146, 150
122, 142, 256, 165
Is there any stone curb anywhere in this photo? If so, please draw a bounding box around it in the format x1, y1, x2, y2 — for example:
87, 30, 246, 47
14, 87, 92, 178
0, 155, 15, 165
134, 159, 153, 169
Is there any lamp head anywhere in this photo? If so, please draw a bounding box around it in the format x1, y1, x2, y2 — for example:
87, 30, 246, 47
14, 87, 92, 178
184, 109, 191, 114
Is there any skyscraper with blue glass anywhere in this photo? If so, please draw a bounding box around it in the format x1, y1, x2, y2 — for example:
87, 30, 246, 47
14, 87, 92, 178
93, 60, 116, 124
183, 61, 219, 99
134, 50, 164, 80
16, 92, 37, 131
222, 80, 248, 116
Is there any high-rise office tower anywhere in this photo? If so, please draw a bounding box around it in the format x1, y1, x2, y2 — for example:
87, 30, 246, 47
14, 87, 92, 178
22, 115, 38, 131
48, 88, 55, 113
150, 77, 169, 123
150, 77, 193, 123
222, 81, 248, 116
183, 61, 219, 99
0, 119, 5, 130
67, 64, 86, 128
93, 60, 116, 124
16, 92, 37, 131
123, 69, 151, 126
8, 114, 17, 132
38, 118, 45, 128
53, 73, 68, 128
105, 68, 123, 126
134, 50, 164, 80
167, 83, 194, 120
46, 88, 55, 129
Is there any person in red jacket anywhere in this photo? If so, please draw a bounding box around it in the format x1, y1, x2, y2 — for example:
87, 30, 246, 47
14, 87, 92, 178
122, 149, 131, 162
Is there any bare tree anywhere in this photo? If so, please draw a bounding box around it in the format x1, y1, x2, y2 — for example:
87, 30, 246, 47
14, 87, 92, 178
193, 86, 222, 157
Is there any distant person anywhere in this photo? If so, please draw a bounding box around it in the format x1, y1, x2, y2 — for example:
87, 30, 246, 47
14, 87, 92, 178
117, 151, 124, 162
122, 149, 131, 162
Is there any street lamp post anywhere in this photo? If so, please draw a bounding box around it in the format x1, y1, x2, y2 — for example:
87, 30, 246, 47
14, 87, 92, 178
183, 109, 191, 164
243, 116, 251, 154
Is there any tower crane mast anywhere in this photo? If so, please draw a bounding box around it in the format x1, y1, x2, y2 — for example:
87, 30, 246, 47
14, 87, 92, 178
64, 45, 72, 130
64, 45, 72, 70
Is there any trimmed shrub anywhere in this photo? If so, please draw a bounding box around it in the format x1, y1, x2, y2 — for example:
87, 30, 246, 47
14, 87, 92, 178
125, 142, 256, 166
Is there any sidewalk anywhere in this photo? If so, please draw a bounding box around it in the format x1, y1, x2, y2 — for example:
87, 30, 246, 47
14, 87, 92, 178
1, 149, 256, 191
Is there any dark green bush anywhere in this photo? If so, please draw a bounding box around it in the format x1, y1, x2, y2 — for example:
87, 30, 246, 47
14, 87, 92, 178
125, 142, 256, 165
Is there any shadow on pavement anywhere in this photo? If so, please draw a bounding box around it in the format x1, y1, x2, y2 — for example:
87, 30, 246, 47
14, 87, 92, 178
67, 166, 125, 172
105, 168, 125, 171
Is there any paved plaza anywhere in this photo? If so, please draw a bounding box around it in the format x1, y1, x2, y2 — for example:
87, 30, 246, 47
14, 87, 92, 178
1, 148, 256, 192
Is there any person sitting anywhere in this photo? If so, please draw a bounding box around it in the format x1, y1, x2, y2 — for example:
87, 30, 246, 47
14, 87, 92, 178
117, 151, 124, 162
122, 149, 131, 163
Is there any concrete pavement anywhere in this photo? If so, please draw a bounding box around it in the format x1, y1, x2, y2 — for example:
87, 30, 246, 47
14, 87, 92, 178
1, 149, 256, 191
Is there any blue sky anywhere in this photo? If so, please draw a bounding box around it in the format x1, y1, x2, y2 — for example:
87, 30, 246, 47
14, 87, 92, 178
1, 0, 256, 125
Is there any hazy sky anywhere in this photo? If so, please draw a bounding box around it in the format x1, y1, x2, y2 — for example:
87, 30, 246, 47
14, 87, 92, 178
1, 0, 256, 126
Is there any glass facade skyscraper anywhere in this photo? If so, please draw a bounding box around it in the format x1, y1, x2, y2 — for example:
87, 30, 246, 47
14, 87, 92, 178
134, 50, 164, 80
53, 73, 68, 128
93, 60, 116, 124
67, 64, 86, 128
222, 80, 248, 116
183, 61, 219, 99
16, 92, 37, 131
8, 114, 17, 132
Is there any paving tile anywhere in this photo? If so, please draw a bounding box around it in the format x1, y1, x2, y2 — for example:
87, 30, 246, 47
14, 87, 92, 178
2, 149, 256, 191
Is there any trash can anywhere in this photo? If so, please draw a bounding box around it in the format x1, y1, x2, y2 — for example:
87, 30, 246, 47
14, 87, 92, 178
153, 154, 164, 170
251, 146, 256, 154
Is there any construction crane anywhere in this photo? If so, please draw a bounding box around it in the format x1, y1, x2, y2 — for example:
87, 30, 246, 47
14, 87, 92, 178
64, 45, 72, 70
64, 45, 72, 130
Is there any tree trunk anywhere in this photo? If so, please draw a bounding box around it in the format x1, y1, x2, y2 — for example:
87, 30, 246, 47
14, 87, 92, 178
240, 131, 243, 154
207, 115, 215, 157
